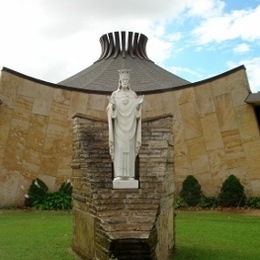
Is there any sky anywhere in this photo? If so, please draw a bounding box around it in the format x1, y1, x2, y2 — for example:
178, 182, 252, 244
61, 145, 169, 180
1, 0, 260, 92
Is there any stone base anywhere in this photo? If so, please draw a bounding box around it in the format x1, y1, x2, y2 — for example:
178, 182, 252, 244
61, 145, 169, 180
113, 178, 139, 189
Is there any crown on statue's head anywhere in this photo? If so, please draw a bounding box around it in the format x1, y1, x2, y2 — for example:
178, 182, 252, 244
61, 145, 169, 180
118, 69, 131, 79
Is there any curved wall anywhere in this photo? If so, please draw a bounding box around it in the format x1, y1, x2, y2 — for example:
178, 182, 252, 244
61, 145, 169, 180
154, 68, 260, 196
0, 70, 107, 206
0, 66, 259, 206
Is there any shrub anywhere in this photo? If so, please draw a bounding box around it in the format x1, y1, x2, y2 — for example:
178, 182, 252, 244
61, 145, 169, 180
245, 197, 260, 209
198, 196, 218, 209
24, 179, 72, 210
24, 178, 48, 207
180, 175, 202, 206
33, 191, 72, 210
218, 175, 246, 207
175, 196, 188, 209
59, 181, 73, 195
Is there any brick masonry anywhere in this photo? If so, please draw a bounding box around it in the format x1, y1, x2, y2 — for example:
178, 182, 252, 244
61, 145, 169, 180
71, 113, 175, 260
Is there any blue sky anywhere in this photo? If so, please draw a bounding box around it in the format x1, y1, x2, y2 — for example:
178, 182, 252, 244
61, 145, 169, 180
163, 0, 260, 92
0, 0, 260, 92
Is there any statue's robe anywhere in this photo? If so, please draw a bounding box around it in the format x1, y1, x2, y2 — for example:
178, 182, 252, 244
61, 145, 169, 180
107, 89, 142, 179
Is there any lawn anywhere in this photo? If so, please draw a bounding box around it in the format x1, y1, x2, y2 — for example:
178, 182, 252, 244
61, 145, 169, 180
175, 210, 260, 260
0, 210, 78, 260
0, 209, 259, 259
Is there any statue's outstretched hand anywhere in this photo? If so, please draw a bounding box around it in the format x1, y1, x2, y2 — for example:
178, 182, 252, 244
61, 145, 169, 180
108, 96, 116, 110
137, 95, 144, 104
136, 95, 144, 110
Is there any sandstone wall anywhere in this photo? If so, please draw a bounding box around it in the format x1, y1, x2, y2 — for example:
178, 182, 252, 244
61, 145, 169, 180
0, 66, 259, 206
144, 68, 260, 196
0, 70, 108, 207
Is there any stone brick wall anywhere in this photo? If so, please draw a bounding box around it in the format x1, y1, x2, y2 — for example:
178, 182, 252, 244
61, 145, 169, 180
1, 65, 260, 207
71, 113, 174, 260
0, 71, 74, 206
0, 70, 108, 207
170, 69, 260, 196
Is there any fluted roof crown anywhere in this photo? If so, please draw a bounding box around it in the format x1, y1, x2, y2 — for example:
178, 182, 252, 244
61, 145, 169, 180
59, 31, 190, 93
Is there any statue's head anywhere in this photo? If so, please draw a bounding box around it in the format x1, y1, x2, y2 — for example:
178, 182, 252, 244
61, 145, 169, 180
118, 69, 131, 90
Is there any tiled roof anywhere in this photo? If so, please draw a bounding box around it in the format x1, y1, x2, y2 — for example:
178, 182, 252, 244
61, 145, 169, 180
59, 32, 190, 93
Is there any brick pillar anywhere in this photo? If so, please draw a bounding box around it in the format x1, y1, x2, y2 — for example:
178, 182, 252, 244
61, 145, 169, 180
71, 113, 175, 260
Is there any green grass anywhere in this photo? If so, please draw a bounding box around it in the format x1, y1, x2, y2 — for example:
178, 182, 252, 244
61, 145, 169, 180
175, 210, 260, 260
0, 210, 78, 260
0, 209, 259, 259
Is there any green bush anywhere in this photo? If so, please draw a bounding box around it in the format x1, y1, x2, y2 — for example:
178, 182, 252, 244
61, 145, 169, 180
24, 178, 48, 207
218, 175, 246, 207
175, 196, 188, 209
180, 175, 202, 206
198, 196, 218, 209
59, 181, 73, 195
33, 191, 72, 210
24, 179, 72, 210
245, 197, 260, 209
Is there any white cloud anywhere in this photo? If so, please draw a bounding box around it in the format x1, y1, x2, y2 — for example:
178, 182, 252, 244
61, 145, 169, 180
193, 5, 260, 45
227, 58, 260, 93
165, 32, 183, 42
2, 0, 209, 82
1, 0, 191, 82
242, 58, 260, 93
169, 66, 204, 81
0, 0, 258, 91
233, 43, 250, 53
184, 0, 225, 18
148, 36, 173, 64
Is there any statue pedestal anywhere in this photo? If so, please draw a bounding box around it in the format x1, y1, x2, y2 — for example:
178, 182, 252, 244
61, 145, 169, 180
113, 177, 139, 189
72, 114, 174, 259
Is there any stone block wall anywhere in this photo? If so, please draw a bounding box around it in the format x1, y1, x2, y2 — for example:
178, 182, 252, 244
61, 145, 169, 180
71, 113, 174, 260
1, 65, 260, 207
143, 67, 260, 196
170, 69, 260, 196
0, 70, 108, 206
0, 71, 73, 206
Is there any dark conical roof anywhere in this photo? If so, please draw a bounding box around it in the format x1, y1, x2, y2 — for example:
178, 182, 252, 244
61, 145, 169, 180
59, 31, 190, 93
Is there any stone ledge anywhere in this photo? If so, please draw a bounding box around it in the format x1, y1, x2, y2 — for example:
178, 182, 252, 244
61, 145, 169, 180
143, 113, 173, 122
107, 231, 150, 240
72, 112, 108, 122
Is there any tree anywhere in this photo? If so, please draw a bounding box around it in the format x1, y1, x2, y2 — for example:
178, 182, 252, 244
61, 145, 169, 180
218, 174, 246, 207
180, 175, 202, 206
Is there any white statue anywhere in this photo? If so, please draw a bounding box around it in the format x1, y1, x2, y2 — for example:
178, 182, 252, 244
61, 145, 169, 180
107, 69, 144, 189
